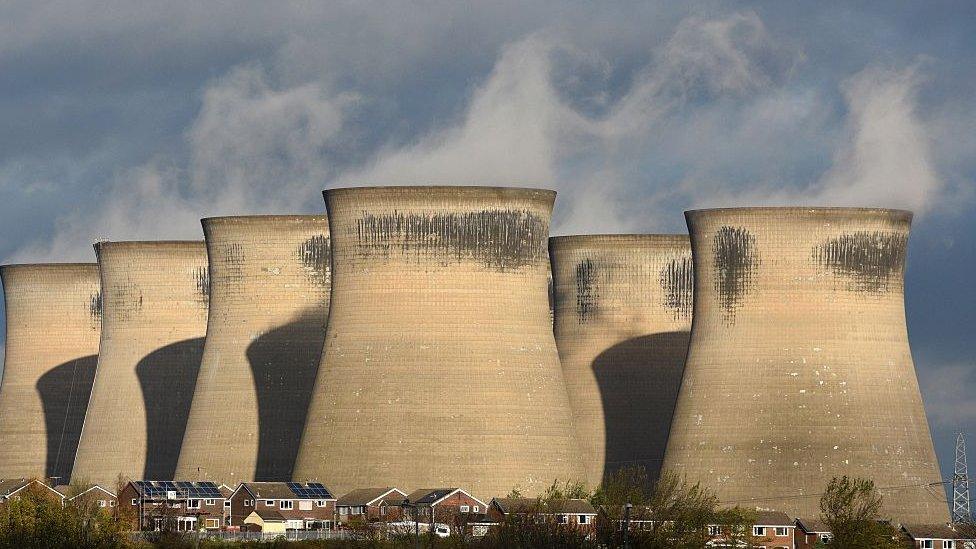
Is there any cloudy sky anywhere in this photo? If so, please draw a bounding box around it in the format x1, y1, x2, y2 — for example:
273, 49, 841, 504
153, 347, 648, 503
1, 1, 974, 491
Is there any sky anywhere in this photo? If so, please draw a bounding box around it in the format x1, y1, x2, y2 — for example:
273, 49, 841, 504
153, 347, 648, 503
0, 1, 974, 493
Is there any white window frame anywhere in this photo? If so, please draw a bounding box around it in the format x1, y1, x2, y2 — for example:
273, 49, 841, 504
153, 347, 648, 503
557, 514, 568, 524
921, 541, 933, 549
774, 526, 788, 536
708, 525, 720, 536
460, 505, 470, 513
578, 514, 590, 524
205, 499, 215, 506
316, 500, 327, 508
187, 499, 201, 510
244, 499, 253, 506
753, 526, 766, 536
339, 507, 348, 515
205, 518, 220, 529
280, 500, 294, 510
131, 498, 138, 506
224, 500, 231, 507
265, 500, 275, 507
98, 500, 106, 507
945, 541, 956, 549
110, 500, 116, 507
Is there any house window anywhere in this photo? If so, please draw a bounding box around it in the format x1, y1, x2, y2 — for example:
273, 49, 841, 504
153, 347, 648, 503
460, 505, 470, 513
187, 500, 201, 509
205, 518, 220, 529
205, 499, 215, 506
224, 501, 230, 507
774, 526, 788, 536
244, 499, 253, 506
820, 534, 832, 543
380, 506, 386, 516
473, 505, 479, 513
280, 500, 294, 510
265, 500, 274, 506
708, 525, 720, 536
753, 526, 766, 536
921, 541, 933, 549
945, 541, 956, 549
578, 515, 590, 524
299, 500, 312, 511
339, 507, 348, 515
557, 515, 568, 524
110, 501, 116, 507
316, 500, 327, 508
98, 500, 106, 507
131, 498, 138, 506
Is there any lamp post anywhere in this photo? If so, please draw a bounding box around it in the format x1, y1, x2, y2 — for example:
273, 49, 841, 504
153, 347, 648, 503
622, 502, 633, 549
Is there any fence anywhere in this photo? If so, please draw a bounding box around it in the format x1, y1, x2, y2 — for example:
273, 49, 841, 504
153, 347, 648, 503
131, 529, 355, 543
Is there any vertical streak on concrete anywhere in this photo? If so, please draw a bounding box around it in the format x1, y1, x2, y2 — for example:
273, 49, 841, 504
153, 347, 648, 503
0, 264, 101, 481
550, 235, 692, 489
294, 186, 585, 498
177, 215, 330, 483
662, 207, 948, 523
71, 241, 208, 487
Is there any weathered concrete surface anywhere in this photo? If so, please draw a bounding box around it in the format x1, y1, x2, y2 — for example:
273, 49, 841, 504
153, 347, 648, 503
550, 235, 691, 489
72, 241, 208, 487
177, 216, 330, 483
0, 264, 101, 481
662, 207, 948, 523
294, 186, 585, 498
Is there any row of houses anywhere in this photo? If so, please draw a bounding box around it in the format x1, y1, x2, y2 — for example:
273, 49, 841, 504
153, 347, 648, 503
0, 478, 970, 547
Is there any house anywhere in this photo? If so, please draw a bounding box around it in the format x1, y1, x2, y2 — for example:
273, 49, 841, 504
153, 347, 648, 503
901, 524, 968, 549
242, 509, 287, 534
402, 488, 487, 527
0, 479, 65, 506
794, 517, 832, 548
228, 482, 336, 530
120, 480, 226, 532
65, 484, 118, 510
335, 487, 407, 526
489, 497, 597, 530
219, 484, 234, 527
707, 510, 794, 548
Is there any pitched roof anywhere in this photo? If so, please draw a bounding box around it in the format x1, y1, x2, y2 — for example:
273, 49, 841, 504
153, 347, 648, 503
0, 479, 31, 498
404, 488, 456, 505
67, 485, 117, 500
754, 510, 793, 527
218, 484, 234, 498
902, 523, 960, 540
241, 482, 334, 500
248, 509, 286, 522
492, 498, 596, 515
795, 517, 830, 534
338, 488, 406, 507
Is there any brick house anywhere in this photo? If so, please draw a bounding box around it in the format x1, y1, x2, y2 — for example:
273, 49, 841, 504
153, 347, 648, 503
335, 487, 407, 526
402, 488, 487, 529
120, 480, 226, 531
219, 484, 234, 527
228, 482, 335, 530
901, 524, 971, 549
794, 518, 832, 548
65, 485, 118, 511
489, 497, 597, 531
707, 510, 794, 548
0, 479, 65, 507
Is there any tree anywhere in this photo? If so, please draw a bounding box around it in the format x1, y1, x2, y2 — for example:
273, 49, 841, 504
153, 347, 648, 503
819, 476, 908, 549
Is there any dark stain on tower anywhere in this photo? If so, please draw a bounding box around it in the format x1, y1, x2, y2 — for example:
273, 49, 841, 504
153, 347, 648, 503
355, 209, 547, 270
88, 291, 102, 326
575, 259, 600, 322
299, 235, 331, 286
713, 226, 759, 324
813, 231, 908, 293
660, 256, 694, 320
193, 266, 210, 306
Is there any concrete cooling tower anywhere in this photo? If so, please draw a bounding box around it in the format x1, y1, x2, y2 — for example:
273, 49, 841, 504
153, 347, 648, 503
662, 207, 947, 523
294, 186, 585, 497
72, 241, 208, 488
176, 216, 331, 483
550, 235, 692, 489
0, 264, 101, 482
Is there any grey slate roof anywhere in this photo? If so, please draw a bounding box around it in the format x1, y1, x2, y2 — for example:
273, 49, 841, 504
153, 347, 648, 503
337, 487, 406, 507
404, 488, 456, 505
753, 510, 793, 527
795, 517, 831, 534
492, 497, 596, 515
902, 523, 961, 540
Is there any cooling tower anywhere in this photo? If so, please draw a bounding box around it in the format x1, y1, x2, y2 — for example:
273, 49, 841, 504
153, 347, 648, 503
294, 186, 585, 497
662, 207, 947, 523
0, 264, 100, 482
550, 235, 692, 489
176, 215, 331, 483
72, 241, 208, 487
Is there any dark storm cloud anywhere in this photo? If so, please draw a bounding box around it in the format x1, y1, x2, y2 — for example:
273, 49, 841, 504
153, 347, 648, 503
0, 0, 973, 493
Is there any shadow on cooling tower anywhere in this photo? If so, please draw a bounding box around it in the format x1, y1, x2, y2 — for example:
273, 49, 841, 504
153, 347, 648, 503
246, 314, 326, 481
593, 331, 690, 486
136, 337, 205, 480
36, 355, 98, 481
